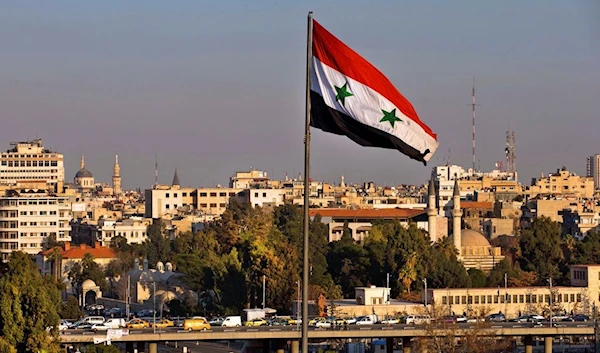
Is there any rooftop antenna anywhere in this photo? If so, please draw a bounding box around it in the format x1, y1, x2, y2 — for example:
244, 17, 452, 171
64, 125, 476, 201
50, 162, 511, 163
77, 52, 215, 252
469, 77, 482, 173
154, 154, 158, 187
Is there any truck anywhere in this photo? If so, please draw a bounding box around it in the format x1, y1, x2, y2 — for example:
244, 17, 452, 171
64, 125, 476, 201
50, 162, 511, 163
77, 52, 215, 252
221, 316, 242, 327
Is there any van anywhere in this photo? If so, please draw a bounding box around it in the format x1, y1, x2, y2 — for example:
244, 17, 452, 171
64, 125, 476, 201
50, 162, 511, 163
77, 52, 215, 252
91, 318, 126, 332
81, 316, 105, 325
221, 316, 242, 327
183, 317, 211, 331
404, 315, 431, 325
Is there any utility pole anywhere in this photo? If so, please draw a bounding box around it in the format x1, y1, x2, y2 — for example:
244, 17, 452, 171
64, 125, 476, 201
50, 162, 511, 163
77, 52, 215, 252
386, 273, 390, 305
296, 280, 300, 330
594, 302, 599, 353
471, 77, 477, 173
262, 275, 266, 309
548, 278, 553, 326
422, 278, 428, 308
153, 281, 156, 333
504, 273, 508, 315
126, 275, 130, 319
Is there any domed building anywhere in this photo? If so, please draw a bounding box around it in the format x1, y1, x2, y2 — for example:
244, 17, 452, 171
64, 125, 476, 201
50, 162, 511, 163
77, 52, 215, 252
428, 178, 503, 271
74, 154, 95, 192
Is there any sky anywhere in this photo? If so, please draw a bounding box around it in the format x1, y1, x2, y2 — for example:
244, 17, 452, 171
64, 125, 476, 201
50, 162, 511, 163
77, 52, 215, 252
1, 1, 599, 190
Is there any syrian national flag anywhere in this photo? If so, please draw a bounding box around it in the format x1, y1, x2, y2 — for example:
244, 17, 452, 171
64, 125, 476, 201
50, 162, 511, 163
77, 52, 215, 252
310, 20, 439, 164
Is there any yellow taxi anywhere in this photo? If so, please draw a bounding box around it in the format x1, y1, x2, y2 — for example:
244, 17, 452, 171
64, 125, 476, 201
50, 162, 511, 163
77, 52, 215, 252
126, 318, 150, 329
183, 317, 211, 331
150, 319, 174, 328
244, 318, 267, 327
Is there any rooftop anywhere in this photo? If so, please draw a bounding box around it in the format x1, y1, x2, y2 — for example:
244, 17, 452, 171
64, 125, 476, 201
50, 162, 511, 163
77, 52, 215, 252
309, 208, 425, 219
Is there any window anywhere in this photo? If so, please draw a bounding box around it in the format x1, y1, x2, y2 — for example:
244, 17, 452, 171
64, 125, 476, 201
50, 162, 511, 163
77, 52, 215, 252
210, 203, 217, 208
494, 295, 499, 304
255, 193, 259, 197
210, 192, 217, 197
174, 193, 178, 198
442, 296, 447, 305
200, 192, 207, 197
519, 295, 524, 303
487, 295, 492, 303
182, 193, 187, 197
263, 193, 267, 197
449, 296, 453, 305
200, 203, 207, 208
20, 211, 27, 216
461, 296, 467, 304
219, 192, 226, 197
577, 294, 582, 302
166, 193, 170, 198
474, 296, 479, 304
165, 205, 170, 209
229, 192, 236, 196
219, 203, 226, 208
481, 296, 486, 304
532, 295, 537, 303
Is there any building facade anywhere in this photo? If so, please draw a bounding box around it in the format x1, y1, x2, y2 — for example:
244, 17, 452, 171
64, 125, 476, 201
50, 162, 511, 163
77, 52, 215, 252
587, 154, 600, 190
0, 189, 72, 261
528, 168, 594, 199
0, 139, 64, 191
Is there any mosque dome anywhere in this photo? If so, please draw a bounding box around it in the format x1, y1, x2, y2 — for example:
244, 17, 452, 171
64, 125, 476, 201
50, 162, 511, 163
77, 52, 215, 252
75, 168, 93, 178
461, 229, 491, 247
82, 279, 97, 289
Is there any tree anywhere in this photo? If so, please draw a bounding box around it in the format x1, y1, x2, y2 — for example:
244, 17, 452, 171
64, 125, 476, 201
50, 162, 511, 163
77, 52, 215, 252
467, 268, 487, 288
519, 217, 564, 284
59, 295, 83, 320
145, 220, 172, 266
0, 252, 61, 353
68, 252, 109, 293
82, 345, 121, 353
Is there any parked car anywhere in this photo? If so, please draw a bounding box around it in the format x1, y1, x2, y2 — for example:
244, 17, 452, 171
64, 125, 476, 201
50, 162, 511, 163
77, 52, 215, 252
151, 319, 174, 328
512, 315, 542, 323
91, 318, 126, 332
209, 317, 224, 326
268, 318, 290, 326
404, 315, 432, 325
183, 317, 211, 331
574, 314, 590, 322
345, 317, 357, 325
245, 318, 267, 327
126, 318, 150, 329
58, 320, 73, 331
440, 316, 458, 324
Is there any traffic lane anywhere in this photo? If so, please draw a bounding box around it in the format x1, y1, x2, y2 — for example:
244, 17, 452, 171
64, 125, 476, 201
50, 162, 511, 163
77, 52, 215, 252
60, 321, 594, 336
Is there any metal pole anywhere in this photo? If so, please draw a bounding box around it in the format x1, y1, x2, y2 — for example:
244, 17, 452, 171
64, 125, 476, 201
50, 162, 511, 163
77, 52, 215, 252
297, 280, 300, 330
594, 302, 598, 353
548, 278, 553, 326
422, 278, 428, 307
386, 273, 390, 305
504, 273, 508, 315
153, 281, 156, 333
126, 275, 130, 320
302, 11, 314, 353
262, 275, 266, 309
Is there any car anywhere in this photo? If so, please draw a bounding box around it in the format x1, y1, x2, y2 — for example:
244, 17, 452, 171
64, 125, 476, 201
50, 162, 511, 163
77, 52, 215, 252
574, 314, 590, 322
183, 317, 211, 331
91, 318, 126, 332
440, 316, 458, 324
466, 317, 485, 323
512, 315, 542, 323
244, 318, 267, 327
379, 318, 400, 325
355, 316, 375, 325
151, 319, 174, 328
268, 318, 290, 326
209, 317, 224, 326
71, 321, 94, 330
456, 316, 468, 323
308, 317, 331, 328
58, 320, 73, 331
126, 319, 150, 329
486, 313, 506, 322
288, 316, 302, 325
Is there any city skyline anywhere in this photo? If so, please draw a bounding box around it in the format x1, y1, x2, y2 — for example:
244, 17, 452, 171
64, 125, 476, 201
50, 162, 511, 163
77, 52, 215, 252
1, 1, 599, 189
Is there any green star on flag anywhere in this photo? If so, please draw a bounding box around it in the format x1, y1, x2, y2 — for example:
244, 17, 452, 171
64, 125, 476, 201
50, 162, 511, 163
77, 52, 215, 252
334, 82, 353, 106
380, 108, 402, 127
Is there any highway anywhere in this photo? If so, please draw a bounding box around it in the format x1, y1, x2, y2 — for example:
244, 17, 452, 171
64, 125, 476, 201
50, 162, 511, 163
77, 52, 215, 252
59, 321, 598, 344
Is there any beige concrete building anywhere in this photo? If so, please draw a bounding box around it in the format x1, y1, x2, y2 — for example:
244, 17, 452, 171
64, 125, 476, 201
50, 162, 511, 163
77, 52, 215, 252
0, 189, 72, 262
528, 168, 594, 199
230, 170, 269, 189
195, 187, 246, 215
429, 264, 600, 318
0, 139, 65, 192
587, 154, 600, 190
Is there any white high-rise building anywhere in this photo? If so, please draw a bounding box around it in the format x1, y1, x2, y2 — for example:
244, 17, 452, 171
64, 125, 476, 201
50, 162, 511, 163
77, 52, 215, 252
0, 190, 72, 262
0, 139, 64, 191
587, 154, 600, 190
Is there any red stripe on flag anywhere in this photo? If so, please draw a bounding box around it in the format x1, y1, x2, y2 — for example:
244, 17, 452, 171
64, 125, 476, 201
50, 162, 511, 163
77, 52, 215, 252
312, 20, 437, 141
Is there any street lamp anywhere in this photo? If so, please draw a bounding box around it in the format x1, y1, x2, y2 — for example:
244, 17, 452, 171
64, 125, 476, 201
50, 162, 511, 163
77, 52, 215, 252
422, 278, 428, 307
153, 281, 156, 333
547, 278, 553, 326
296, 280, 301, 330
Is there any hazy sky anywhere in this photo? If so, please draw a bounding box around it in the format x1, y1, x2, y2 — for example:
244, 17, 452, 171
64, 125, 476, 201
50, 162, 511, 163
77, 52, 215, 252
1, 1, 599, 190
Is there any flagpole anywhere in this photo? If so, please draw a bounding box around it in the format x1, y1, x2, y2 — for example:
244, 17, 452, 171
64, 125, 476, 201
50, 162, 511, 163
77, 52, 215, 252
302, 10, 313, 353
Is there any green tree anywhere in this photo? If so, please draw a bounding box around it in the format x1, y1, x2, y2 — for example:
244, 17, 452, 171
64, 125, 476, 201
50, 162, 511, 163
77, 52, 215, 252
59, 295, 83, 320
519, 217, 564, 283
145, 220, 172, 266
68, 253, 109, 293
0, 252, 61, 353
467, 268, 487, 288
573, 230, 600, 264
82, 344, 121, 353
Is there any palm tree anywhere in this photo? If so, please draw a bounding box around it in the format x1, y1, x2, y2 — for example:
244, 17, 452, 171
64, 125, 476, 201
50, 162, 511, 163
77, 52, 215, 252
397, 252, 418, 293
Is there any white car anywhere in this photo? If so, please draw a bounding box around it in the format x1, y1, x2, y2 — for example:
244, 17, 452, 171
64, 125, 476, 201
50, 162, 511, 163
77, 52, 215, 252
58, 320, 73, 331
355, 316, 374, 325
345, 318, 357, 325
91, 318, 126, 332
380, 318, 400, 325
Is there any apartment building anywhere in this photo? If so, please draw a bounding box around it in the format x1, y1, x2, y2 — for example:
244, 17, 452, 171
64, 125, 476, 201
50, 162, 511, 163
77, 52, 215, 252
0, 139, 64, 191
528, 168, 594, 199
587, 154, 600, 190
195, 187, 246, 215
0, 189, 72, 261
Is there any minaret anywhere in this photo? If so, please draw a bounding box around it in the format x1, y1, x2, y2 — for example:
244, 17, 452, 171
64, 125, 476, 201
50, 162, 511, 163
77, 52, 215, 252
80, 154, 85, 170
172, 168, 180, 188
427, 178, 437, 242
452, 178, 462, 254
340, 175, 346, 188
112, 155, 122, 196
